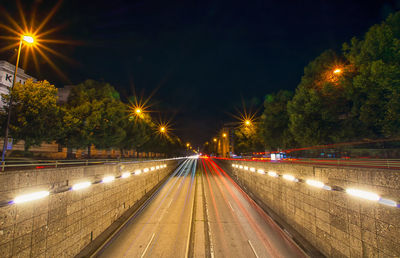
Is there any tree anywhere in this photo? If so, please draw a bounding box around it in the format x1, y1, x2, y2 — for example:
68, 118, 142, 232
259, 90, 295, 150
343, 12, 400, 138
234, 124, 264, 155
287, 50, 353, 146
1, 79, 62, 151
60, 80, 126, 156
119, 114, 152, 156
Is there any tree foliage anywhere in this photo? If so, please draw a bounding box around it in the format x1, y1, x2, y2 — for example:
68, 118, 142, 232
60, 80, 126, 150
343, 12, 400, 138
234, 124, 264, 155
287, 50, 353, 146
260, 90, 295, 150
2, 79, 62, 150
255, 12, 400, 150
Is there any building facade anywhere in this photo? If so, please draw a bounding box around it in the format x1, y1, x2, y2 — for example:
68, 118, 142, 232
216, 125, 235, 157
0, 60, 36, 108
57, 85, 74, 103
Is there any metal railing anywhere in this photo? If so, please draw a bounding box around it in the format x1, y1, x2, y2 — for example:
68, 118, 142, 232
216, 157, 400, 170
0, 157, 162, 171
280, 158, 400, 170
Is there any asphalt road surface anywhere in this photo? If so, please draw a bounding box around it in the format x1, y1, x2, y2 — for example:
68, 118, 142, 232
95, 157, 306, 258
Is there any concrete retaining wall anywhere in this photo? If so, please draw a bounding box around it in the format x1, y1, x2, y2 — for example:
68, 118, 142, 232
219, 159, 400, 257
0, 159, 180, 257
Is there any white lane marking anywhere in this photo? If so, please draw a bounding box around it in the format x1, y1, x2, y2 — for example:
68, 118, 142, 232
203, 178, 214, 258
141, 233, 155, 258
248, 240, 259, 258
167, 199, 174, 208
228, 201, 234, 212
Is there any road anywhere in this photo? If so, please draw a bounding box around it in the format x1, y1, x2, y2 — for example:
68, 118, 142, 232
200, 158, 306, 258
94, 157, 306, 258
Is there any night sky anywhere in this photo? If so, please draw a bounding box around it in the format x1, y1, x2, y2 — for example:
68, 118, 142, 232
1, 0, 399, 146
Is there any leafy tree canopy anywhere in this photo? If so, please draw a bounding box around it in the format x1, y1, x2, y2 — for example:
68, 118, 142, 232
2, 79, 62, 150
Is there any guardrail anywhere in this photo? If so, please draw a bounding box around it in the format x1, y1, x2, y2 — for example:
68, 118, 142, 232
215, 157, 400, 170
0, 157, 162, 171
284, 158, 400, 169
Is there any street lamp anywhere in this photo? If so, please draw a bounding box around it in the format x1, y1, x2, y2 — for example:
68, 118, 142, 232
1, 35, 35, 165
222, 133, 227, 138
244, 119, 251, 126
333, 68, 342, 74
160, 126, 166, 133
213, 138, 217, 142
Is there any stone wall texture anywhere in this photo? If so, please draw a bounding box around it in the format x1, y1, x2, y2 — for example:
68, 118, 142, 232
0, 159, 180, 257
219, 160, 400, 257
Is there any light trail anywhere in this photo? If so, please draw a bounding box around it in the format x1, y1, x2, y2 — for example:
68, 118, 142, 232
97, 158, 307, 257
210, 160, 306, 256
206, 158, 279, 257
148, 159, 197, 257
93, 160, 190, 257
121, 159, 193, 257
201, 159, 231, 253
203, 159, 251, 247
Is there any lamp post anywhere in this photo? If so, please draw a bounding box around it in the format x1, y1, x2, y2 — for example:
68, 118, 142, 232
1, 35, 35, 165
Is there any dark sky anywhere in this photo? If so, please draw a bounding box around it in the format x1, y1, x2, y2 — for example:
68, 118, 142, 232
1, 0, 399, 146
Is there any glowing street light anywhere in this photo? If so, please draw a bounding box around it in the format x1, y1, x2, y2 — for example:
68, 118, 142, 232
2, 34, 36, 165
346, 188, 380, 201
135, 108, 142, 114
14, 190, 49, 204
213, 138, 217, 142
244, 119, 252, 126
22, 35, 35, 44
333, 68, 342, 74
160, 126, 166, 133
72, 182, 91, 191
222, 133, 227, 138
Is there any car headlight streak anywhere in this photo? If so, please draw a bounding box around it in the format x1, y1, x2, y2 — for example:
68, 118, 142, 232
231, 162, 397, 208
